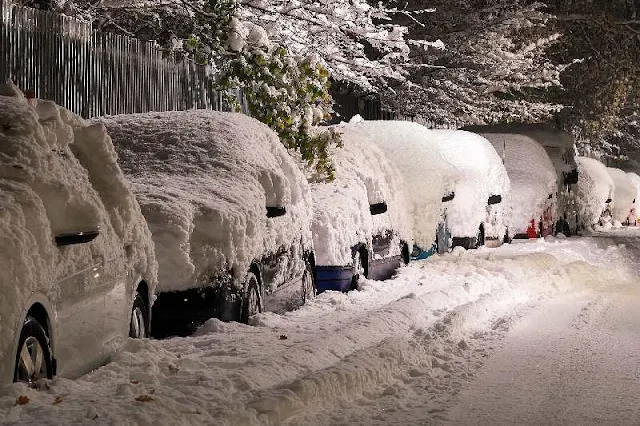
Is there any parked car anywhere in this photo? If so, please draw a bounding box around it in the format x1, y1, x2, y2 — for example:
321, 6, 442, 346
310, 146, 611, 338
427, 130, 510, 249
606, 167, 637, 226
334, 119, 454, 261
0, 84, 157, 386
464, 123, 578, 235
472, 132, 557, 239
99, 110, 315, 337
311, 124, 413, 292
626, 172, 640, 226
574, 156, 614, 229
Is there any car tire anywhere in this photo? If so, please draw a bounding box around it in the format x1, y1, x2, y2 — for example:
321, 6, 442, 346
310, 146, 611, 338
475, 224, 485, 248
241, 272, 261, 324
14, 317, 53, 385
129, 290, 150, 339
301, 262, 316, 304
401, 242, 410, 265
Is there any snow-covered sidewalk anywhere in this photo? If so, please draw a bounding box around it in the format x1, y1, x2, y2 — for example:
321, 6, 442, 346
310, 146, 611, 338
1, 233, 639, 425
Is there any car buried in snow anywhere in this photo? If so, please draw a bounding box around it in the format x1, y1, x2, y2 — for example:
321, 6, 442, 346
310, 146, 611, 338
99, 110, 316, 337
574, 156, 615, 230
606, 167, 637, 227
0, 85, 157, 386
311, 124, 413, 292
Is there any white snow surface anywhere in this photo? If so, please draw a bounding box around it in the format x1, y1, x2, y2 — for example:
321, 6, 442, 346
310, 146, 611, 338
479, 133, 557, 234
98, 110, 313, 293
427, 130, 510, 239
0, 84, 157, 381
1, 231, 638, 425
606, 167, 637, 224
336, 120, 453, 250
310, 125, 412, 266
575, 156, 615, 227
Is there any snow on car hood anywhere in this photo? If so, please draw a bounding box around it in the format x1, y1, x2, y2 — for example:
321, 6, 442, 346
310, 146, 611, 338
606, 167, 637, 224
427, 130, 510, 239
575, 157, 614, 227
0, 83, 156, 382
335, 120, 453, 251
98, 110, 313, 293
310, 125, 412, 266
480, 133, 557, 234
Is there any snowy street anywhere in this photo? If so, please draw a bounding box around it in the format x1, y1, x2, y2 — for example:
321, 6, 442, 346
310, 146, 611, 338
1, 229, 639, 425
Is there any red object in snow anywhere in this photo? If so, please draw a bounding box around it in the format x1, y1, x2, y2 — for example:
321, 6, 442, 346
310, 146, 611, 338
526, 219, 538, 239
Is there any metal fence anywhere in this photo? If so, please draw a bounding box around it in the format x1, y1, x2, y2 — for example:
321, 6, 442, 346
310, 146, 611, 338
0, 0, 243, 118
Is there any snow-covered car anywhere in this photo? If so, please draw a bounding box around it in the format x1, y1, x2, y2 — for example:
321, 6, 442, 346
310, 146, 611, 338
473, 132, 557, 239
427, 130, 510, 249
0, 85, 157, 386
606, 167, 637, 226
311, 124, 413, 292
626, 172, 640, 226
464, 123, 578, 234
99, 110, 314, 336
335, 119, 454, 259
574, 157, 615, 229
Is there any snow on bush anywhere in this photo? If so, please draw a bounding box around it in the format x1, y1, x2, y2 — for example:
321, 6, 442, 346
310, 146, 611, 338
98, 110, 312, 293
575, 157, 614, 228
427, 130, 510, 240
333, 119, 453, 251
0, 83, 156, 383
310, 125, 412, 266
606, 167, 637, 224
478, 133, 557, 234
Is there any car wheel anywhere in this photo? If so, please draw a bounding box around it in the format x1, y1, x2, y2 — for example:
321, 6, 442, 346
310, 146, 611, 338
301, 262, 316, 304
350, 250, 366, 290
241, 272, 261, 323
14, 317, 53, 385
129, 291, 149, 339
475, 224, 485, 248
401, 242, 410, 265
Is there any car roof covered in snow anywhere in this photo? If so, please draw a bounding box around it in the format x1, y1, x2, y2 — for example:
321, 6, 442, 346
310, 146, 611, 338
98, 110, 312, 293
462, 123, 576, 175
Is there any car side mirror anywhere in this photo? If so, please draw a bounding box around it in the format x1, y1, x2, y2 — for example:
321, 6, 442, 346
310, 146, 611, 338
441, 192, 455, 203
266, 206, 287, 218
487, 194, 502, 205
55, 229, 100, 246
370, 202, 388, 215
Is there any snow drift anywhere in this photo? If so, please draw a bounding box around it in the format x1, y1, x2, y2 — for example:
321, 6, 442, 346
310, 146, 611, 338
0, 82, 156, 383
310, 124, 412, 266
98, 110, 313, 293
575, 157, 614, 228
478, 133, 557, 235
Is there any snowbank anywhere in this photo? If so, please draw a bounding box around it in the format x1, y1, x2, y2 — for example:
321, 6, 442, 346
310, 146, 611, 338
575, 157, 614, 227
478, 133, 557, 234
310, 125, 412, 266
98, 110, 313, 293
334, 120, 453, 250
0, 83, 156, 383
427, 130, 510, 239
606, 167, 637, 224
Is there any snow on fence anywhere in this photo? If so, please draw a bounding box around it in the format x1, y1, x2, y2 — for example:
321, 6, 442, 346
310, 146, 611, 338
0, 0, 246, 118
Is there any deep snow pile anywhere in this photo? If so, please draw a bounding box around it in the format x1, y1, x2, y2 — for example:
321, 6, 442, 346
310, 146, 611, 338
0, 235, 637, 425
310, 125, 412, 266
0, 83, 156, 383
479, 133, 557, 234
575, 157, 614, 227
606, 167, 637, 225
98, 110, 312, 293
336, 119, 454, 250
428, 130, 510, 239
